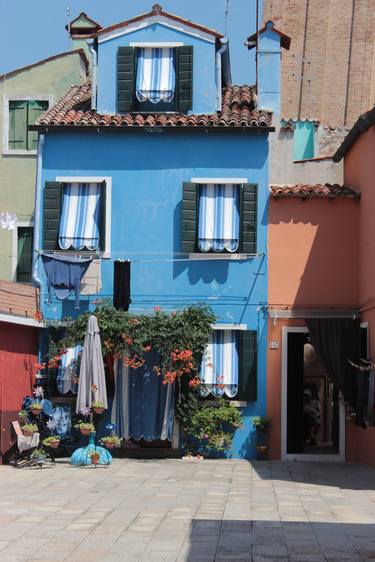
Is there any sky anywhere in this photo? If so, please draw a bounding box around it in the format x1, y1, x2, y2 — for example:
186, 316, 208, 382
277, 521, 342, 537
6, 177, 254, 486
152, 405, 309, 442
0, 0, 260, 84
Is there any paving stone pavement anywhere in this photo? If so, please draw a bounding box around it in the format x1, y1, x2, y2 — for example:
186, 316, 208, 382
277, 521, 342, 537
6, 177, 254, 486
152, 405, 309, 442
1, 459, 375, 561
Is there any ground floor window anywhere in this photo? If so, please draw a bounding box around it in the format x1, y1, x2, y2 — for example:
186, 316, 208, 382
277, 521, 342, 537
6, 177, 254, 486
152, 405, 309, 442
16, 226, 33, 283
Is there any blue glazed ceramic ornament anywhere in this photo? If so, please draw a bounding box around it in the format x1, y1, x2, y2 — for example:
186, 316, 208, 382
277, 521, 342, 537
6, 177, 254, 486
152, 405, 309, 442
70, 432, 112, 466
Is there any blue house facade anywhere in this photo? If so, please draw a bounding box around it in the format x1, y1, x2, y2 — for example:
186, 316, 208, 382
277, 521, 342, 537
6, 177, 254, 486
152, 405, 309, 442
31, 5, 281, 459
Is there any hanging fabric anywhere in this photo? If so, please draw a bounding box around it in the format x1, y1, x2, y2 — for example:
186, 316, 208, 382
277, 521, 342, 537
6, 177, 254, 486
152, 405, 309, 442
136, 47, 176, 103
199, 330, 239, 398
56, 345, 82, 395
58, 182, 101, 250
50, 405, 72, 437
113, 261, 131, 311
198, 184, 240, 252
112, 352, 174, 441
0, 212, 17, 230
41, 254, 92, 310
80, 259, 102, 295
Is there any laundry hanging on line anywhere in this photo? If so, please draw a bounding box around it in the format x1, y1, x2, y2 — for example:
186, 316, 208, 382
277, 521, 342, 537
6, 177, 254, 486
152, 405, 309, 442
113, 260, 131, 311
41, 253, 92, 310
80, 259, 102, 295
0, 212, 17, 230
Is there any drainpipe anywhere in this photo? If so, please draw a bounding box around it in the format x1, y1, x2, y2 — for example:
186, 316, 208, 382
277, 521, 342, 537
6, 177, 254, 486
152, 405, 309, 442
88, 41, 98, 110
32, 133, 44, 306
216, 38, 228, 111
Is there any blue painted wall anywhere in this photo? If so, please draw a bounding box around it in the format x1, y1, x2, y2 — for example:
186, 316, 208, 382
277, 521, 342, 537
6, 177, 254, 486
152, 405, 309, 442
257, 22, 282, 114
97, 23, 218, 115
38, 131, 269, 459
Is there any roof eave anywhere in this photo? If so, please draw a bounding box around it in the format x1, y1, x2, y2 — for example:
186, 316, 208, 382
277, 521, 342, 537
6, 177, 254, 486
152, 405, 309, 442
30, 124, 275, 134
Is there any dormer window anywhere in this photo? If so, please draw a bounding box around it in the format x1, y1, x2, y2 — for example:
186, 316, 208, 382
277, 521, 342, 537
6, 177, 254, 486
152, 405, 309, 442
117, 45, 193, 113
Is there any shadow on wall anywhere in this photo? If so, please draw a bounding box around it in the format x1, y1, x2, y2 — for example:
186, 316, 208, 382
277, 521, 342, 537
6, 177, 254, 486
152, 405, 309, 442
268, 198, 359, 308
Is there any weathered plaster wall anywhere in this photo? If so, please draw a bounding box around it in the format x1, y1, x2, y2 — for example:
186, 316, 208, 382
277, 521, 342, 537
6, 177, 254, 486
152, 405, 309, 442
37, 130, 270, 459
97, 23, 217, 115
0, 52, 87, 281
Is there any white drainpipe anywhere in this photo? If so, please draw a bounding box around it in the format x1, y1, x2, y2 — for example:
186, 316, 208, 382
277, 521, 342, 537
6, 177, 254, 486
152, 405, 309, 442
88, 42, 98, 110
216, 38, 228, 111
32, 133, 45, 308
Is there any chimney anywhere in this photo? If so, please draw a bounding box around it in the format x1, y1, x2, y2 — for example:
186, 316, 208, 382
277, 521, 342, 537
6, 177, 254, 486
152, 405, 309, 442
66, 12, 102, 55
246, 20, 291, 115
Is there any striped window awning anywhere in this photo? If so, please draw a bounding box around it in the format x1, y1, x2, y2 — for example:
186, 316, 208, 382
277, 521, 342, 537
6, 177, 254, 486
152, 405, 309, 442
198, 184, 240, 252
57, 345, 82, 395
199, 330, 239, 398
58, 183, 101, 251
136, 47, 176, 104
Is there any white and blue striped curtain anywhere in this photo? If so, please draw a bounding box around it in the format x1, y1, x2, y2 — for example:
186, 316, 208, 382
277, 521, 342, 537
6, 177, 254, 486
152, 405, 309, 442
198, 184, 240, 252
58, 183, 101, 251
56, 345, 82, 395
136, 47, 176, 104
199, 330, 239, 398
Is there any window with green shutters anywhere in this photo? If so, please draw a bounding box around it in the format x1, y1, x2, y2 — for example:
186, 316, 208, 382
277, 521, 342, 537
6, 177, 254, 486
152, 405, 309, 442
16, 227, 34, 283
8, 100, 48, 151
181, 182, 258, 254
117, 46, 193, 113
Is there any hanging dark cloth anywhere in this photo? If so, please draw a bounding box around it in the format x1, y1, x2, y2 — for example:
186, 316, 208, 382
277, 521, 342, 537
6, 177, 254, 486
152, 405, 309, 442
42, 254, 92, 310
306, 318, 365, 424
113, 261, 131, 311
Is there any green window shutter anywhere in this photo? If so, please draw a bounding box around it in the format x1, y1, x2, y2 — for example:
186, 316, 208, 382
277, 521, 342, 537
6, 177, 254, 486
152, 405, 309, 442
43, 181, 63, 251
177, 46, 193, 112
16, 227, 33, 283
99, 181, 106, 251
27, 100, 48, 150
182, 182, 197, 253
117, 47, 135, 112
8, 101, 27, 150
238, 330, 257, 401
240, 183, 258, 254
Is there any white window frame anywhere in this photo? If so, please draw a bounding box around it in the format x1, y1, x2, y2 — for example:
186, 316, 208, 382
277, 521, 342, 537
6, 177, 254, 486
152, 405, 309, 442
56, 176, 112, 258
3, 95, 53, 155
129, 42, 184, 47
12, 220, 34, 282
189, 177, 251, 260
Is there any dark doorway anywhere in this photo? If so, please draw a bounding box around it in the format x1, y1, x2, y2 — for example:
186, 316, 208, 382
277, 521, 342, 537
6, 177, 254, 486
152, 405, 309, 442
287, 332, 339, 455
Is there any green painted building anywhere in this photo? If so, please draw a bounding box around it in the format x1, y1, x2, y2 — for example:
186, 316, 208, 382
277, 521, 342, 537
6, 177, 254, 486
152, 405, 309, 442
0, 12, 101, 283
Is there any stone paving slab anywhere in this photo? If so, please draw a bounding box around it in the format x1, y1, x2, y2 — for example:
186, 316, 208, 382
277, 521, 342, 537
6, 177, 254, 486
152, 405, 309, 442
0, 460, 375, 561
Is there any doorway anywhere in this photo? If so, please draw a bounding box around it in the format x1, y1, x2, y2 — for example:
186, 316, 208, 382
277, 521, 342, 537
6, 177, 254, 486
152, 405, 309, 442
281, 327, 345, 461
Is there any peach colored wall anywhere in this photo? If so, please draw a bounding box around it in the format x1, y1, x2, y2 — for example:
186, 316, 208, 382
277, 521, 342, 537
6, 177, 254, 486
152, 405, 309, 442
344, 130, 375, 468
269, 198, 359, 308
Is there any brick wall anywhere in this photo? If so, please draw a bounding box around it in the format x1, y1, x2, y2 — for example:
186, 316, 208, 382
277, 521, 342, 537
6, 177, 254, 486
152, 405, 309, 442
263, 0, 375, 127
0, 281, 39, 319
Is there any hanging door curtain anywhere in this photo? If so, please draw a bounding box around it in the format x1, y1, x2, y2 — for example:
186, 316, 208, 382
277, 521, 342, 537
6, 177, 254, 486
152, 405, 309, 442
199, 330, 239, 398
112, 351, 174, 441
58, 183, 101, 251
198, 184, 240, 252
57, 345, 82, 395
136, 47, 176, 104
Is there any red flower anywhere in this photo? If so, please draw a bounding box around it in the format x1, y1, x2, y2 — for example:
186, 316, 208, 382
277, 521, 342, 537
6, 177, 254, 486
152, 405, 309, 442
35, 362, 46, 371
189, 377, 201, 389
154, 306, 161, 312
143, 345, 151, 352
126, 337, 133, 345
33, 310, 43, 322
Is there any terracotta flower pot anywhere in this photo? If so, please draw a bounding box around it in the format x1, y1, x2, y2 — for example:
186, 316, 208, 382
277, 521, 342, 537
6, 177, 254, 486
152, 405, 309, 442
93, 407, 105, 415
48, 440, 60, 449
80, 428, 91, 436
104, 442, 115, 449
256, 445, 268, 455
91, 455, 100, 465
23, 429, 33, 437
31, 408, 42, 416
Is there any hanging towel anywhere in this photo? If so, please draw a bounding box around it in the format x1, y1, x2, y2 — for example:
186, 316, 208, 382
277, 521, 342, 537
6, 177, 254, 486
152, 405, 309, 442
199, 330, 239, 398
198, 184, 240, 252
80, 259, 102, 295
42, 254, 92, 310
113, 261, 131, 311
58, 182, 101, 250
57, 345, 82, 395
136, 47, 176, 103
0, 212, 17, 230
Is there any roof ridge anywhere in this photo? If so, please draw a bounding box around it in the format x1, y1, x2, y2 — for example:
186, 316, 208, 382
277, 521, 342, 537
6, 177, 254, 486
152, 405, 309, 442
0, 49, 89, 81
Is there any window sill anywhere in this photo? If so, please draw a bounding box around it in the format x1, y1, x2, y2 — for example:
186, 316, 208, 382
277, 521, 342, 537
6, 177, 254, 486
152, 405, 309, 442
188, 253, 255, 261
3, 149, 37, 157
43, 250, 111, 259
204, 400, 248, 408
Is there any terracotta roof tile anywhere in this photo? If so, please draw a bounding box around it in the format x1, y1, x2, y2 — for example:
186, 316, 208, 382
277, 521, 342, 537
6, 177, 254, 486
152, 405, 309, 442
35, 83, 272, 130
270, 183, 360, 199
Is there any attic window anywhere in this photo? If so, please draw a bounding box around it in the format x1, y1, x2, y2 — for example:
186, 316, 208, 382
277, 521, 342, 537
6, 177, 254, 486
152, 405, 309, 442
135, 47, 176, 104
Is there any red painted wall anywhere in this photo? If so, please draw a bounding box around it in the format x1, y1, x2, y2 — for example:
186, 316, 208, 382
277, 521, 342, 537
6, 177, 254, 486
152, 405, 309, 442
0, 322, 38, 464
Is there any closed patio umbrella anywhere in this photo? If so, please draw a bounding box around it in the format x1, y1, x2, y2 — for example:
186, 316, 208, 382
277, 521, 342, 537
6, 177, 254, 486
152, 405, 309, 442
76, 315, 107, 413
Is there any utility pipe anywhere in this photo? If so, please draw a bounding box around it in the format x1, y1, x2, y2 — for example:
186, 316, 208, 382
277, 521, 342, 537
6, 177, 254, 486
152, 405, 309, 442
216, 38, 228, 111
88, 41, 98, 111
32, 133, 44, 304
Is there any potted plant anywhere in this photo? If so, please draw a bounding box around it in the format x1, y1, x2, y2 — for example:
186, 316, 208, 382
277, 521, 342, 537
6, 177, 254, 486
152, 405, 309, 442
90, 450, 100, 465
252, 416, 271, 459
22, 423, 38, 437
92, 400, 106, 415
31, 448, 46, 465
42, 436, 60, 449
75, 422, 95, 436
100, 435, 121, 450
18, 410, 29, 424
30, 402, 43, 416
